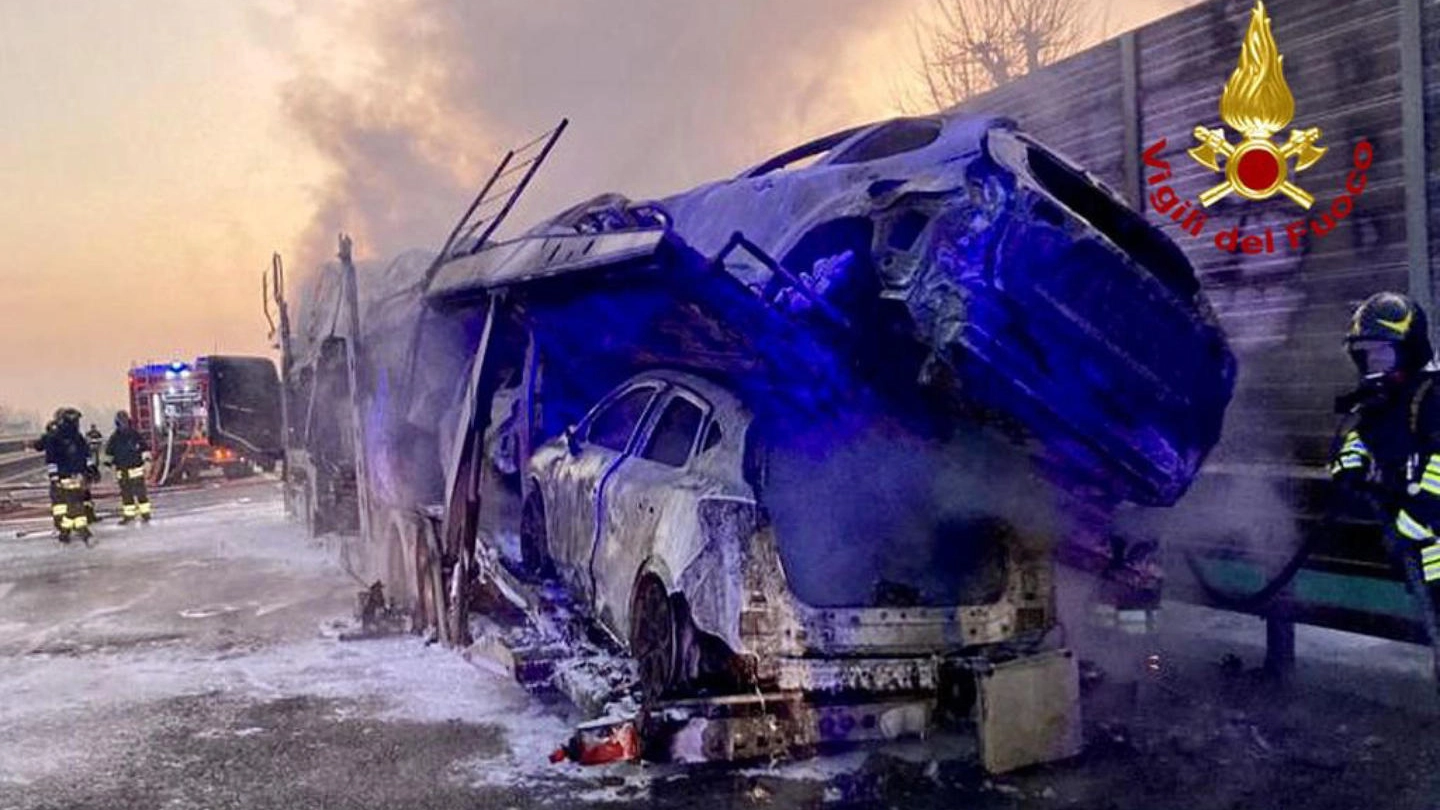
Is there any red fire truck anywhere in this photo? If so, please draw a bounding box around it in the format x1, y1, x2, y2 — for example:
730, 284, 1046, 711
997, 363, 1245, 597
128, 358, 276, 485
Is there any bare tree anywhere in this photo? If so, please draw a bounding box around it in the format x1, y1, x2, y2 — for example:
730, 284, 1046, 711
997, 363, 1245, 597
906, 0, 1088, 111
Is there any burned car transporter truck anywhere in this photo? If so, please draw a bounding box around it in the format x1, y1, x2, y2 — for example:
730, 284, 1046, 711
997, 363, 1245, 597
222, 113, 1235, 769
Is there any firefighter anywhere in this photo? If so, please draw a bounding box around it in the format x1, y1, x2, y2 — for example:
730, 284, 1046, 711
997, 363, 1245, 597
103, 411, 152, 525
31, 417, 64, 533
43, 408, 94, 545
82, 423, 102, 524
84, 423, 103, 481
1330, 292, 1440, 676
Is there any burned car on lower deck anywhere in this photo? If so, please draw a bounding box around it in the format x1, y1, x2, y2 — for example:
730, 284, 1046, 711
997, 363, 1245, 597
517, 369, 1054, 700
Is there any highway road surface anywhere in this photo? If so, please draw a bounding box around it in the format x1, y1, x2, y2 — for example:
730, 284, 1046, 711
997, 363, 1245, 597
3, 479, 1440, 809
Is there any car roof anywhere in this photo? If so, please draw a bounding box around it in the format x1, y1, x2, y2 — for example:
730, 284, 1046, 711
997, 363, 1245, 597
736, 113, 1004, 179
623, 369, 747, 416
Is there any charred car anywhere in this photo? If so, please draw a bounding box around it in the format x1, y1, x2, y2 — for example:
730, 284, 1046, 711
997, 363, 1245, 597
518, 369, 1053, 699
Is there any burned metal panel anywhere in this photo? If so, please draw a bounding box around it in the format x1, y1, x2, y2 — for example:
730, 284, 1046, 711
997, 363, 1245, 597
286, 248, 481, 515
974, 649, 1083, 773
1139, 0, 1406, 468
911, 128, 1233, 506
426, 227, 669, 303
736, 521, 1053, 669
775, 657, 938, 695
1423, 0, 1440, 316
674, 496, 752, 653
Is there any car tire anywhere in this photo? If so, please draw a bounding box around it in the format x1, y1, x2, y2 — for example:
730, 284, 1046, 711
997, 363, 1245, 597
630, 574, 678, 703
669, 597, 742, 697
519, 489, 554, 581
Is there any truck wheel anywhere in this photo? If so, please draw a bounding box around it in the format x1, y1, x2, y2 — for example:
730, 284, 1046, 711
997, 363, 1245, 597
519, 489, 553, 581
630, 575, 678, 703
302, 477, 321, 536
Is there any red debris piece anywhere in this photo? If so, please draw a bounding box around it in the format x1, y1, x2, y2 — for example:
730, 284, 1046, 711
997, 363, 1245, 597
550, 717, 640, 766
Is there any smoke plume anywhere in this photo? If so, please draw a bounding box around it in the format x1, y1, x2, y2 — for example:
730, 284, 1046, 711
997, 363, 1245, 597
260, 0, 912, 271
762, 410, 1059, 608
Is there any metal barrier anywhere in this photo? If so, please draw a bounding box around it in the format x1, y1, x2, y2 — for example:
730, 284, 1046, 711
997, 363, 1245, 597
0, 434, 45, 484
0, 435, 32, 456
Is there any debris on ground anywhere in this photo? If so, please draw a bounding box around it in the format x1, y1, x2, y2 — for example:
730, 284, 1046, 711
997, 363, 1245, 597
1245, 723, 1275, 755
1220, 653, 1244, 677
549, 716, 640, 765
338, 582, 411, 641
990, 781, 1023, 796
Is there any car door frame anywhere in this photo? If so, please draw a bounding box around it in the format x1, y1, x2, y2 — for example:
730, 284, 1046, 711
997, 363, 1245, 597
590, 383, 714, 637
549, 379, 667, 602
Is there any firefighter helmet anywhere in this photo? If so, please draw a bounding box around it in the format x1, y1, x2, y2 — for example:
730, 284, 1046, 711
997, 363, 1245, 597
1346, 292, 1433, 379
56, 407, 81, 424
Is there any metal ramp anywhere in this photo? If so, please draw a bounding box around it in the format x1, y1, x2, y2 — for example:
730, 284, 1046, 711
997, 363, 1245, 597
425, 119, 569, 286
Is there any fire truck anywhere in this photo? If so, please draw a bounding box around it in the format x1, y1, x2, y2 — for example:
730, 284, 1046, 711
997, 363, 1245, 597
128, 358, 278, 485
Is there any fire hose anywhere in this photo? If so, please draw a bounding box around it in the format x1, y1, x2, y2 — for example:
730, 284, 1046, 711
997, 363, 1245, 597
1183, 483, 1440, 682
1181, 511, 1327, 613
155, 422, 178, 487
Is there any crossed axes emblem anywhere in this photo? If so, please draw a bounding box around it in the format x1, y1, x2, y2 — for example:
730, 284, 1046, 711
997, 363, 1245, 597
1188, 125, 1326, 209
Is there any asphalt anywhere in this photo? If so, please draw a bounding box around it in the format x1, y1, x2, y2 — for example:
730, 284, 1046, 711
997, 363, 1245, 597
3, 482, 1440, 809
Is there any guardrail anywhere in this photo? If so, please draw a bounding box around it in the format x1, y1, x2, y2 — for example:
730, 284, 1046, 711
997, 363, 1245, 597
0, 435, 45, 484
0, 435, 33, 456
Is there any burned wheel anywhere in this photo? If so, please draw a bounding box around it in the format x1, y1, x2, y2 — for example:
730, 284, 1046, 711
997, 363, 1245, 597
630, 575, 677, 703
519, 489, 553, 580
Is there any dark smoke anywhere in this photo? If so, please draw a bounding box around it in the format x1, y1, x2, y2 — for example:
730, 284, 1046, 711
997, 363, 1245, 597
262, 0, 906, 269
761, 409, 1059, 608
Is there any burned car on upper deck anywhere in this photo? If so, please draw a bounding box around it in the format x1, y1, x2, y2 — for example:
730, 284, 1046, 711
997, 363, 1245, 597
643, 113, 1236, 510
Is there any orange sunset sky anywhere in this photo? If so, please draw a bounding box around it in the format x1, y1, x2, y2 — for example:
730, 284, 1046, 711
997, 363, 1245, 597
0, 0, 1191, 423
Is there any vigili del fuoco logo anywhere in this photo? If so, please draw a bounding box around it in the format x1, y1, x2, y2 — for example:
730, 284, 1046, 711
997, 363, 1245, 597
1141, 0, 1372, 255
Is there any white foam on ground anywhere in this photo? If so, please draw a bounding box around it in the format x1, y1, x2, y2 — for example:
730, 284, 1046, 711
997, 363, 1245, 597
0, 496, 578, 788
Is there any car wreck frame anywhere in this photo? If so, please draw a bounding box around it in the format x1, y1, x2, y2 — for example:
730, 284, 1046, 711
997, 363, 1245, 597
233, 110, 1232, 768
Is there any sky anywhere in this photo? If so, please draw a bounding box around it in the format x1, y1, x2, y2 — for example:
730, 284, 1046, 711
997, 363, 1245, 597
0, 0, 1192, 424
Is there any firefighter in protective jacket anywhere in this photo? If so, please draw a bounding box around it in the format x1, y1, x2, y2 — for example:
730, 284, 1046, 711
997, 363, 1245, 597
31, 419, 64, 533
84, 424, 103, 481
35, 408, 94, 544
1330, 292, 1440, 655
104, 411, 152, 524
